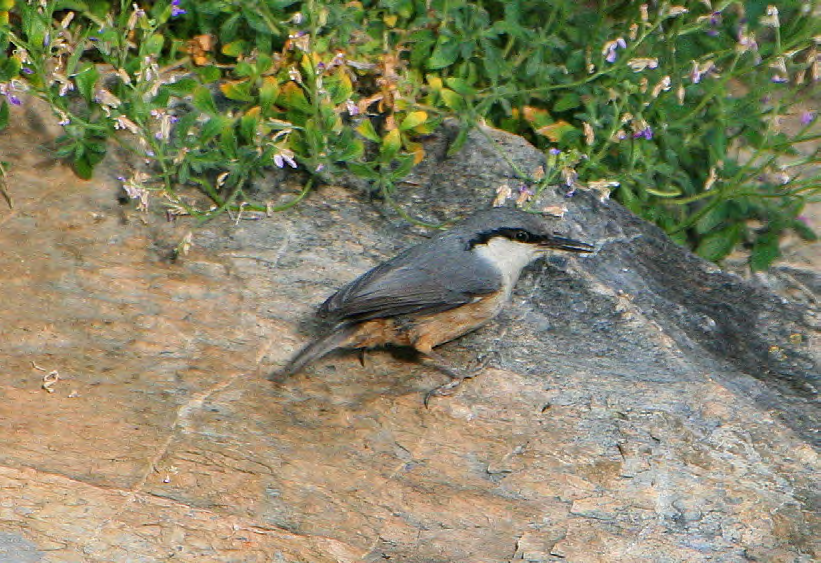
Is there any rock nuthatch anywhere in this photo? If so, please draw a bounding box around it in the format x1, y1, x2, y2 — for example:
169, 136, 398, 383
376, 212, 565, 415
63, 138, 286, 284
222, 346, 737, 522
276, 207, 594, 401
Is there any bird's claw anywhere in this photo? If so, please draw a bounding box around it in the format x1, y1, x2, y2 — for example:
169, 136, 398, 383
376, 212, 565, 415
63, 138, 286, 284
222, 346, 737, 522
424, 378, 466, 408
421, 350, 496, 407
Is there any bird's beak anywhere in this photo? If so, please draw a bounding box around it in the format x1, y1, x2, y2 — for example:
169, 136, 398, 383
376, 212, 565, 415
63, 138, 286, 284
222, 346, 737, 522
538, 234, 595, 253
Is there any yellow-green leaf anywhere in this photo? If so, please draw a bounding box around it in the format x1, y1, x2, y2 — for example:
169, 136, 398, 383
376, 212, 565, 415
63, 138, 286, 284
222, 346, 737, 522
259, 76, 280, 110
279, 82, 312, 113
192, 85, 218, 115
439, 88, 464, 111
356, 119, 380, 143
445, 77, 477, 96
400, 111, 428, 131
220, 80, 254, 102
221, 41, 247, 58
380, 128, 402, 159
427, 75, 444, 90
646, 185, 682, 197
535, 120, 574, 143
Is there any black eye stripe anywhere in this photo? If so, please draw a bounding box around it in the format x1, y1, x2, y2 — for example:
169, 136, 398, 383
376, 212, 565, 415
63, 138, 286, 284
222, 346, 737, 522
467, 227, 539, 249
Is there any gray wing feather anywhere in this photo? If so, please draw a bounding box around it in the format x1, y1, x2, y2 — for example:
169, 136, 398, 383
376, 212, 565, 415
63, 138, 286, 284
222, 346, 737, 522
319, 235, 501, 323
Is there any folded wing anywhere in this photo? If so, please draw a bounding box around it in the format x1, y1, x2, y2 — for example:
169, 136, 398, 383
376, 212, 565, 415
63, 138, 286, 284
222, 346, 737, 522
319, 238, 502, 323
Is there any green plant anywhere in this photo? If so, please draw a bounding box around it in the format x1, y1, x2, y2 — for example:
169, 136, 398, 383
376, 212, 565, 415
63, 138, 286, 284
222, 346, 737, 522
1, 0, 818, 269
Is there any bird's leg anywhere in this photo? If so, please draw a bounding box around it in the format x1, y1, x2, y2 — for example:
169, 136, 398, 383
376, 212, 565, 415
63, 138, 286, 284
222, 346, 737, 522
358, 348, 368, 367
418, 347, 493, 407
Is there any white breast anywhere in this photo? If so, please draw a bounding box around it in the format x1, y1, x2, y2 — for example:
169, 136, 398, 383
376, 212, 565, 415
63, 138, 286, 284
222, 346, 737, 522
473, 237, 543, 296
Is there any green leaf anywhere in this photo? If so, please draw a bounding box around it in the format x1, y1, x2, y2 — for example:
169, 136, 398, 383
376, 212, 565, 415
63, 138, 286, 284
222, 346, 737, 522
439, 88, 464, 111
164, 77, 199, 96
145, 33, 165, 57
220, 126, 238, 159
356, 119, 381, 143
220, 80, 254, 102
335, 138, 364, 162
259, 77, 280, 111
750, 232, 780, 272
553, 93, 581, 112
173, 112, 198, 139
0, 100, 8, 130
327, 72, 353, 105
73, 155, 94, 180
380, 129, 402, 161
199, 115, 226, 141
389, 153, 415, 180
74, 63, 99, 103
196, 66, 222, 83
279, 82, 312, 113
695, 224, 742, 262
705, 126, 726, 161
347, 162, 380, 180
399, 111, 428, 131
427, 38, 460, 69
240, 111, 260, 142
235, 61, 255, 78
0, 56, 21, 82
445, 77, 476, 96
23, 12, 48, 51
221, 40, 248, 58
192, 86, 219, 114
645, 184, 682, 197
791, 218, 817, 241
446, 126, 469, 157
256, 53, 273, 74
694, 204, 728, 235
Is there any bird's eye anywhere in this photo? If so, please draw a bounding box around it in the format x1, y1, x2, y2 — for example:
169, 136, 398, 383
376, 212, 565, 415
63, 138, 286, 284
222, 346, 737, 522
514, 230, 531, 242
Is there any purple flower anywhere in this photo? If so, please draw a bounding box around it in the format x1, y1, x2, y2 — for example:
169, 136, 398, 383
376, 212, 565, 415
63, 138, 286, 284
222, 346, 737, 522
771, 75, 788, 84
171, 0, 186, 17
633, 127, 653, 140
274, 150, 297, 169
800, 111, 816, 126
603, 38, 627, 64
21, 67, 34, 75
0, 82, 24, 106
549, 148, 562, 155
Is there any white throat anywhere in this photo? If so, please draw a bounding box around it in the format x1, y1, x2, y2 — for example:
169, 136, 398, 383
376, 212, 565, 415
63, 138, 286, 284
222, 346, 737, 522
473, 237, 543, 294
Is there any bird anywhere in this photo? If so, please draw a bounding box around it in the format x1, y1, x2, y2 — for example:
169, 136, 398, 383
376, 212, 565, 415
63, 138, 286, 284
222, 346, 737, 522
274, 207, 594, 403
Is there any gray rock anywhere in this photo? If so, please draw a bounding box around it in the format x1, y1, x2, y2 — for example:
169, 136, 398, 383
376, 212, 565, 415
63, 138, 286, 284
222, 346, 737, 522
0, 103, 817, 562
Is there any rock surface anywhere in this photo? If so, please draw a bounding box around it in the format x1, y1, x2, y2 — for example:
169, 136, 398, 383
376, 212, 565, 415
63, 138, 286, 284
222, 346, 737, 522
0, 103, 818, 562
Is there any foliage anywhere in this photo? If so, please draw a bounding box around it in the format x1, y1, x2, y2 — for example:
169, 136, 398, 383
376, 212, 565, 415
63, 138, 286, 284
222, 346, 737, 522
0, 0, 818, 269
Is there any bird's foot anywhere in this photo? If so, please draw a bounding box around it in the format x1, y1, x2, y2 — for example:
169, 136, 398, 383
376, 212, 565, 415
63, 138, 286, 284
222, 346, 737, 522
424, 377, 465, 407
422, 350, 496, 407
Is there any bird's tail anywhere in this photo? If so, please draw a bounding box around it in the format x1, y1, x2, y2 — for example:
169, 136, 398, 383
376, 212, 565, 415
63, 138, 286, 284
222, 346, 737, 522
271, 323, 358, 382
